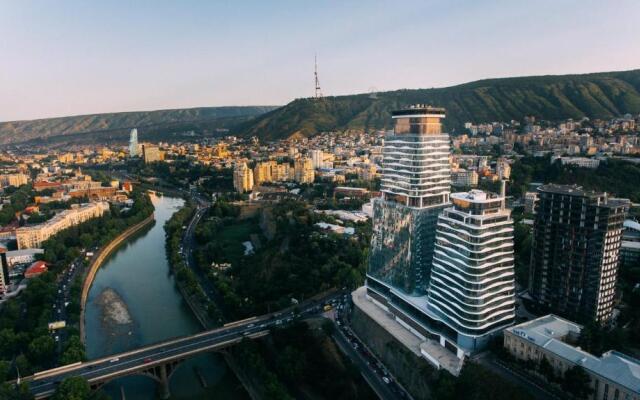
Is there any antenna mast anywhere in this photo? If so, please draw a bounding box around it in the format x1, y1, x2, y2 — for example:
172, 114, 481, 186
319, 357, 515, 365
314, 54, 323, 99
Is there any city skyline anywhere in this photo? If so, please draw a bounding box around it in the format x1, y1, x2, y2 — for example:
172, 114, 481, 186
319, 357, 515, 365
1, 0, 640, 122
1, 1, 640, 397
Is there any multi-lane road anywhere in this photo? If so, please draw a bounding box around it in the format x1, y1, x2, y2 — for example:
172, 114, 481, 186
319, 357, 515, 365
27, 292, 343, 399
50, 253, 92, 356
330, 295, 413, 400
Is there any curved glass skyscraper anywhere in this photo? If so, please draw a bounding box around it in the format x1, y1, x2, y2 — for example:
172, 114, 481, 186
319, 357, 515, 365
368, 105, 450, 295
129, 128, 139, 157
366, 105, 515, 357
428, 190, 516, 346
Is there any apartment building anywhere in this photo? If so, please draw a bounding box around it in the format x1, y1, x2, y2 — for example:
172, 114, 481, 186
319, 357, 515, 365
505, 315, 640, 400
428, 188, 516, 352
143, 144, 162, 163
451, 169, 478, 187
0, 173, 29, 188
294, 157, 315, 184
233, 162, 254, 193
529, 184, 629, 323
16, 202, 109, 249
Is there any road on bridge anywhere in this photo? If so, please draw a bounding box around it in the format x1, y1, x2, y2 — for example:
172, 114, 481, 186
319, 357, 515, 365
25, 291, 342, 399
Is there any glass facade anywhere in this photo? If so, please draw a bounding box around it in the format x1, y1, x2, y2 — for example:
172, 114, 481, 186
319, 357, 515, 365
366, 106, 514, 355
368, 198, 446, 295
368, 105, 450, 296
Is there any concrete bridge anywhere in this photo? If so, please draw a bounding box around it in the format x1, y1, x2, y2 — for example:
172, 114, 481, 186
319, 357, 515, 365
24, 292, 338, 399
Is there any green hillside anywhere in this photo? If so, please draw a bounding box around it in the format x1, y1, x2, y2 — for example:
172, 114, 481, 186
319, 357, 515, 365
0, 106, 277, 145
237, 69, 640, 140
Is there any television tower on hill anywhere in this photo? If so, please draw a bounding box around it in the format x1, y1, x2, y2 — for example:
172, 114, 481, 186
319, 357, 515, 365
314, 54, 323, 99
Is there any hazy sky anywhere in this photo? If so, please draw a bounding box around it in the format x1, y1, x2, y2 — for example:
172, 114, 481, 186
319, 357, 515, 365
1, 1, 639, 122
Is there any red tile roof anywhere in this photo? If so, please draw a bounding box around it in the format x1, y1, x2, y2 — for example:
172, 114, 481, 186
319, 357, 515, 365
25, 261, 48, 278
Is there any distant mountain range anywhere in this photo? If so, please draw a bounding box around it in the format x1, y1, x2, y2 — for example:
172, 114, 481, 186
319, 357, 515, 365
0, 106, 277, 146
236, 69, 640, 140
2, 69, 640, 146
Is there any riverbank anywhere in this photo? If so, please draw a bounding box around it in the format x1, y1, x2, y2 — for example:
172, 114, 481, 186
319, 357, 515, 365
80, 213, 155, 344
164, 202, 268, 399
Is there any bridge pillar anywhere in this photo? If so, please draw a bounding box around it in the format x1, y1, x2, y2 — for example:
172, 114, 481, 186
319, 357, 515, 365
158, 364, 171, 400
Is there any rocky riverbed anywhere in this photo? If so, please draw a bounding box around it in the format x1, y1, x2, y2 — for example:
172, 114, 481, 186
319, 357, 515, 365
96, 287, 133, 325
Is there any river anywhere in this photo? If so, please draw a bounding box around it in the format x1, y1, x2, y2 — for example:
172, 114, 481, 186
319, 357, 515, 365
84, 194, 248, 399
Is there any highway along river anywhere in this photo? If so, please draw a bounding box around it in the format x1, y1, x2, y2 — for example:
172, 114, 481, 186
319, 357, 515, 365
84, 194, 248, 399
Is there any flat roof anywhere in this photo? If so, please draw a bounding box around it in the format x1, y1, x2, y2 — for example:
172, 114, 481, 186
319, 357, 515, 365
6, 249, 44, 256
537, 184, 601, 197
624, 219, 640, 232
537, 184, 630, 208
392, 105, 446, 118
451, 190, 502, 203
507, 315, 640, 394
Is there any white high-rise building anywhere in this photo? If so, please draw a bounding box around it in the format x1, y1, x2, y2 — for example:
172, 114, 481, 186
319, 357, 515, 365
129, 128, 139, 157
427, 187, 516, 352
364, 105, 514, 363
368, 105, 450, 296
310, 150, 324, 169
379, 105, 450, 208
233, 162, 254, 193
294, 157, 315, 184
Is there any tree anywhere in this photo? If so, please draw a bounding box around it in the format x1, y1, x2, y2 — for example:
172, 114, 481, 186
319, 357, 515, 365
562, 366, 593, 399
52, 377, 91, 400
14, 354, 32, 377
60, 336, 86, 365
0, 360, 10, 382
538, 357, 556, 381
27, 336, 55, 366
321, 319, 335, 336
0, 382, 34, 400
0, 329, 18, 358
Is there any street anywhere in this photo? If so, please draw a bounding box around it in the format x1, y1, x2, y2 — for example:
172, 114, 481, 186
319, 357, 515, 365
332, 294, 413, 400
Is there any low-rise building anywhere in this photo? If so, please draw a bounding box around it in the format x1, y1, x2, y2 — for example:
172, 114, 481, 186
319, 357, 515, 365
16, 202, 109, 249
496, 159, 511, 179
553, 156, 601, 169
451, 169, 479, 187
357, 164, 378, 181
0, 173, 29, 188
505, 315, 640, 400
68, 186, 117, 201
524, 191, 538, 214
25, 260, 48, 278
6, 248, 44, 267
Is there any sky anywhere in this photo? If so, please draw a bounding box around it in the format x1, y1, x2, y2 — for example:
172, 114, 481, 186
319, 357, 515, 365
1, 0, 639, 122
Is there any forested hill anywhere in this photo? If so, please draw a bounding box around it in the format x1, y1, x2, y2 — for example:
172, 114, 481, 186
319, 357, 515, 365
236, 69, 640, 140
0, 106, 277, 145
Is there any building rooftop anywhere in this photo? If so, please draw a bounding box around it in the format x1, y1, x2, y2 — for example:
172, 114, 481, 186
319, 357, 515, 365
537, 184, 630, 208
537, 184, 601, 197
624, 219, 640, 233
451, 189, 502, 203
391, 105, 446, 118
6, 249, 44, 256
25, 261, 48, 277
507, 315, 640, 394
